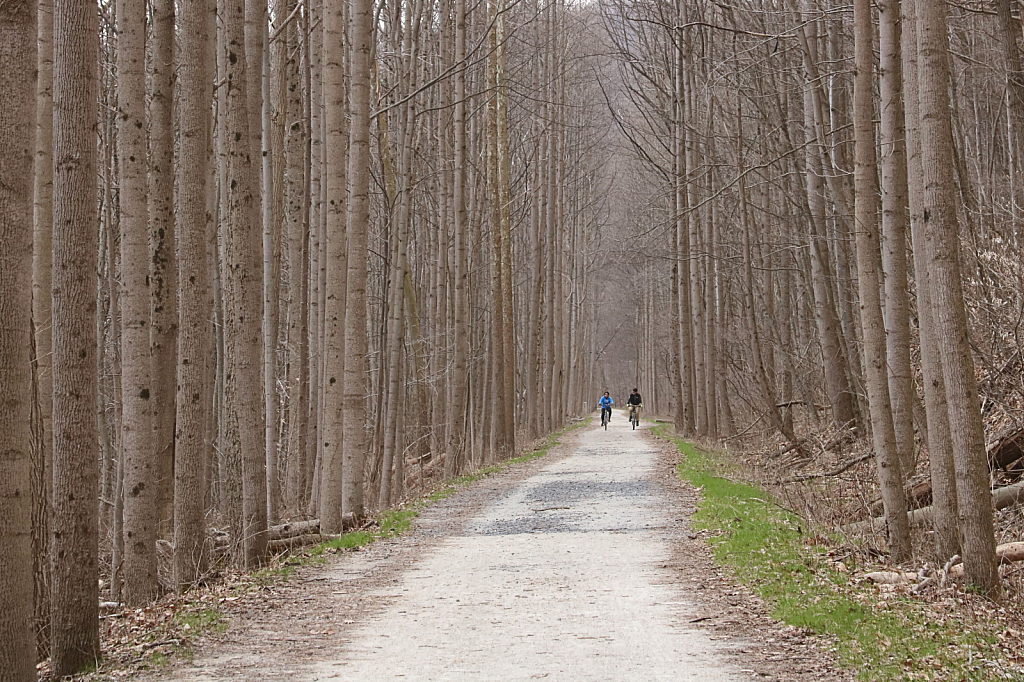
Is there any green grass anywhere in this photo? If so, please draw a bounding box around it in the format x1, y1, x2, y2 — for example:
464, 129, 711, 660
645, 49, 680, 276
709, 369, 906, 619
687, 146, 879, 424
654, 423, 1020, 682
174, 606, 228, 636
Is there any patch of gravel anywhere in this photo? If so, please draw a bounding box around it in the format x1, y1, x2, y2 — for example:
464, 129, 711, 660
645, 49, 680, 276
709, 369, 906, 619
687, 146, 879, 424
133, 422, 853, 682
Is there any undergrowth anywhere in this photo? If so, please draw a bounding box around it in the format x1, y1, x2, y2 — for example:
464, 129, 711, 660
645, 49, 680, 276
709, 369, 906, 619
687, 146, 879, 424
654, 423, 1021, 682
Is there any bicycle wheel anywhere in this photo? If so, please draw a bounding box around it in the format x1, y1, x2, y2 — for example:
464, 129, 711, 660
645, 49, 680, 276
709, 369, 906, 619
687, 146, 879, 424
602, 410, 608, 429
631, 410, 637, 429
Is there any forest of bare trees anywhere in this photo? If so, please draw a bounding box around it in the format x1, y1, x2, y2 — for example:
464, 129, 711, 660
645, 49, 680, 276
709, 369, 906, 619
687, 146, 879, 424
4, 0, 1024, 675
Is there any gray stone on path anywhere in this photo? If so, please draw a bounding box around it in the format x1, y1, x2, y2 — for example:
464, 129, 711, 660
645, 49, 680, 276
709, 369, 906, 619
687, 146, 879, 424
309, 417, 752, 681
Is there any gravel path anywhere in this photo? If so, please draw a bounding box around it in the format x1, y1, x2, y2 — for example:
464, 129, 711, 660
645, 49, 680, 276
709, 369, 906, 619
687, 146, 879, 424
144, 416, 850, 681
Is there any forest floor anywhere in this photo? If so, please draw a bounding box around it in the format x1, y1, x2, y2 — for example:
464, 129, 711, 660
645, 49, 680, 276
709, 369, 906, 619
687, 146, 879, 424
122, 415, 850, 682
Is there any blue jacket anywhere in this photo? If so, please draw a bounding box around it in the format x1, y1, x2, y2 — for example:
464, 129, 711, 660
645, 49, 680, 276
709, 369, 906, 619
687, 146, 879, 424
599, 396, 613, 410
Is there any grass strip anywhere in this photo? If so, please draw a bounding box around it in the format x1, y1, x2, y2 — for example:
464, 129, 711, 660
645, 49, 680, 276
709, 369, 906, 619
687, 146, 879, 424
654, 423, 1016, 682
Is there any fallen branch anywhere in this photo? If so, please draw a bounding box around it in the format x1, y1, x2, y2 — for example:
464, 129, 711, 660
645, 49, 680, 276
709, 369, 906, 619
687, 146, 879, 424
846, 479, 1024, 533
267, 533, 340, 554
268, 519, 320, 541
863, 571, 919, 584
784, 452, 875, 483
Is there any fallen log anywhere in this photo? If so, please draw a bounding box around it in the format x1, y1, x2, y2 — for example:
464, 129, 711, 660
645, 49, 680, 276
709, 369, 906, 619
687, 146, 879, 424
868, 477, 933, 516
267, 533, 340, 554
988, 425, 1024, 471
845, 480, 1024, 533
268, 519, 320, 541
863, 571, 919, 584
859, 426, 1024, 517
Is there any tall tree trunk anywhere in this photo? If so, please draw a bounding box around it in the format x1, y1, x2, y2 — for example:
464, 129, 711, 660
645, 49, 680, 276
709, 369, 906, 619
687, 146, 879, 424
32, 0, 54, 660
902, 0, 958, 563
877, 0, 916, 477
225, 0, 268, 567
343, 0, 373, 517
284, 13, 309, 510
51, 0, 100, 670
174, 0, 213, 591
915, 0, 1000, 593
318, 0, 349, 531
445, 0, 470, 477
118, 0, 159, 604
853, 0, 911, 563
150, 0, 177, 538
797, 2, 858, 429
495, 0, 515, 454
264, 0, 287, 525
0, 3, 38, 677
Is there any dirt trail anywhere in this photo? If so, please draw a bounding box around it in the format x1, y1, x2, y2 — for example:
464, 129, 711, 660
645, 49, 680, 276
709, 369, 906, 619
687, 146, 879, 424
143, 416, 850, 681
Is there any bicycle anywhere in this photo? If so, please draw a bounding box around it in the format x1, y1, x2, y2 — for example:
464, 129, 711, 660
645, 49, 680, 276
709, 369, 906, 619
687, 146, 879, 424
601, 407, 611, 429
629, 405, 640, 429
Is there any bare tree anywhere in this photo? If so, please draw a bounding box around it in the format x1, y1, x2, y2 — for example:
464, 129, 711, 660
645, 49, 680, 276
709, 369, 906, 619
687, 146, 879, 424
915, 0, 1000, 593
118, 0, 160, 604
224, 0, 268, 567
174, 0, 214, 591
853, 0, 911, 562
342, 0, 373, 517
149, 0, 177, 536
50, 0, 101, 670
0, 2, 39, 677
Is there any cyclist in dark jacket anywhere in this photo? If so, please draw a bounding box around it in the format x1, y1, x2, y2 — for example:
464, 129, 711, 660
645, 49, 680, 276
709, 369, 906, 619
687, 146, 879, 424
626, 389, 643, 423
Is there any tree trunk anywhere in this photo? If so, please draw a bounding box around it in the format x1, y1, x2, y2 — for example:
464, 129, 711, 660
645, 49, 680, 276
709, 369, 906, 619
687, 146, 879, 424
445, 0, 470, 477
174, 0, 213, 592
224, 0, 268, 567
118, 0, 159, 604
877, 0, 916, 478
853, 0, 911, 563
51, 0, 101, 669
31, 0, 54, 660
0, 3, 38, 677
318, 0, 349, 531
149, 0, 177, 538
342, 0, 372, 517
900, 0, 959, 563
915, 0, 1000, 593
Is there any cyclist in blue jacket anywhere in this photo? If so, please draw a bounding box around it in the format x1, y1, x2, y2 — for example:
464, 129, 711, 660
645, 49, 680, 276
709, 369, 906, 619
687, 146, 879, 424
598, 392, 614, 424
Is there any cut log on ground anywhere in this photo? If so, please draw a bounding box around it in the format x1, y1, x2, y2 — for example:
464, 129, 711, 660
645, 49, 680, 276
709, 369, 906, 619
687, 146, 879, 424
988, 425, 1024, 470
267, 533, 341, 554
863, 571, 919, 584
858, 427, 1024, 518
846, 479, 1024, 533
268, 519, 320, 540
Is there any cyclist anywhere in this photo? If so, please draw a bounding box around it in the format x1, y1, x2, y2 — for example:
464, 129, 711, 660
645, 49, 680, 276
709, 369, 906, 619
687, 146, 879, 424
626, 388, 643, 424
598, 392, 614, 425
